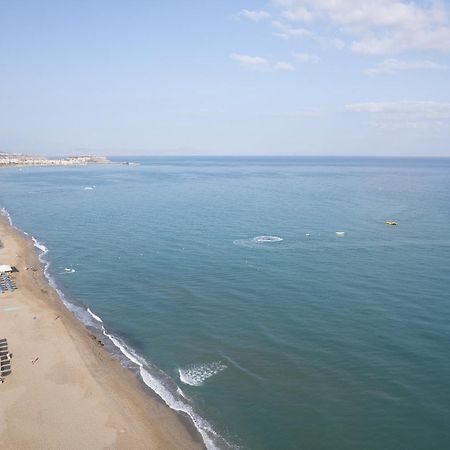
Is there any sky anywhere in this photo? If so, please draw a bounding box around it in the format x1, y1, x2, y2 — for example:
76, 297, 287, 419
0, 0, 449, 156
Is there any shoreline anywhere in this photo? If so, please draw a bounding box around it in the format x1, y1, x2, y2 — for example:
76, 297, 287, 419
0, 213, 206, 449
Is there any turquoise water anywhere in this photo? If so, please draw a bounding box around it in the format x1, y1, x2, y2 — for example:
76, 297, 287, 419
1, 157, 450, 449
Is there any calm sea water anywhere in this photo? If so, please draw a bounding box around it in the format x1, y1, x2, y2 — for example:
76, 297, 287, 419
1, 157, 450, 449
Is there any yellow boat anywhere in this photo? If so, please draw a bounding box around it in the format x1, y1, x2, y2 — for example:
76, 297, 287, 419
385, 221, 397, 226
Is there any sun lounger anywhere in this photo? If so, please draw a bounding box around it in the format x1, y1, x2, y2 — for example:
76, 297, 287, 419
1, 272, 16, 291
0, 339, 10, 377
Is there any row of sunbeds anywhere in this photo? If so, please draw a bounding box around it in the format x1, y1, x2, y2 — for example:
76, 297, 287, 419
0, 272, 16, 293
0, 338, 11, 378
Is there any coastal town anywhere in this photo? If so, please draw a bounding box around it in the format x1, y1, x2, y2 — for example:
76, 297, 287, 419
0, 152, 109, 167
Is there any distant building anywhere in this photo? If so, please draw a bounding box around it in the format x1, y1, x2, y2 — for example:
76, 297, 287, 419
0, 153, 109, 167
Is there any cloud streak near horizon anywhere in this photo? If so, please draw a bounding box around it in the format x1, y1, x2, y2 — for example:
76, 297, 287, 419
344, 101, 450, 128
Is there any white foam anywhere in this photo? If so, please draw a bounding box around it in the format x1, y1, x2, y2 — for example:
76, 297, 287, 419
87, 308, 103, 323
31, 236, 49, 254
233, 235, 284, 247
253, 235, 283, 243
177, 386, 188, 399
0, 207, 13, 225
179, 362, 227, 387
30, 235, 96, 327
101, 328, 226, 449
2, 208, 231, 450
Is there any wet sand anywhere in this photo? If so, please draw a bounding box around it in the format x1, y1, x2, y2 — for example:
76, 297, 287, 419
0, 215, 203, 449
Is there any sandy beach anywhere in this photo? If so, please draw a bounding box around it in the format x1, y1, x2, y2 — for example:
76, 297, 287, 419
0, 215, 203, 449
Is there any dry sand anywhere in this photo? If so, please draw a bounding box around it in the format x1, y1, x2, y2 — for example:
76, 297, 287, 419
0, 216, 203, 449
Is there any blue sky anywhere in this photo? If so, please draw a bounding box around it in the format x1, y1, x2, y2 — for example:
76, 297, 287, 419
0, 0, 449, 156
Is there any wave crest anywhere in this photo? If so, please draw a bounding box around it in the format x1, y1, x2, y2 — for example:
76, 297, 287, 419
87, 308, 103, 323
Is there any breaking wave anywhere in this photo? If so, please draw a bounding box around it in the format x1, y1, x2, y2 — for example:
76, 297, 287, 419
101, 330, 227, 449
31, 236, 49, 254
87, 308, 103, 323
3, 207, 230, 450
1, 207, 13, 226
179, 362, 227, 386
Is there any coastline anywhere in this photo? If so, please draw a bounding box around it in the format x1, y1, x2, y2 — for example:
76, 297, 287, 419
0, 213, 204, 449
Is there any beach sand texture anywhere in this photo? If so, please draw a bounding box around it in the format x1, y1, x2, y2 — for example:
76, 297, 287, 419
0, 216, 203, 449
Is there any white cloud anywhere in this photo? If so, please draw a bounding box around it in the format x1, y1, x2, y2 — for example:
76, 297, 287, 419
272, 20, 313, 39
343, 101, 450, 128
365, 58, 447, 75
271, 0, 450, 54
333, 38, 346, 50
273, 61, 296, 71
294, 52, 320, 63
351, 27, 450, 54
230, 53, 295, 72
239, 9, 272, 22
230, 53, 269, 70
281, 5, 313, 22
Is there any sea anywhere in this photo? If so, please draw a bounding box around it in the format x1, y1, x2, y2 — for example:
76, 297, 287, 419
1, 157, 450, 450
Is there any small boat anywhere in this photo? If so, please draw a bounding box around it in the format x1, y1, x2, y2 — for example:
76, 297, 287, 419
385, 221, 397, 226
335, 231, 345, 237
64, 268, 72, 272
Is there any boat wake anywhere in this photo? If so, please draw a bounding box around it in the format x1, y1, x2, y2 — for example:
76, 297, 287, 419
233, 235, 284, 247
253, 235, 283, 243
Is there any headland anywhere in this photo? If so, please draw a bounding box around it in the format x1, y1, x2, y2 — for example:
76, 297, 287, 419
0, 152, 109, 167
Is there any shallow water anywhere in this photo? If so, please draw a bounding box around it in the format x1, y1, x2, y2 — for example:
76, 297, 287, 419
1, 157, 450, 449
